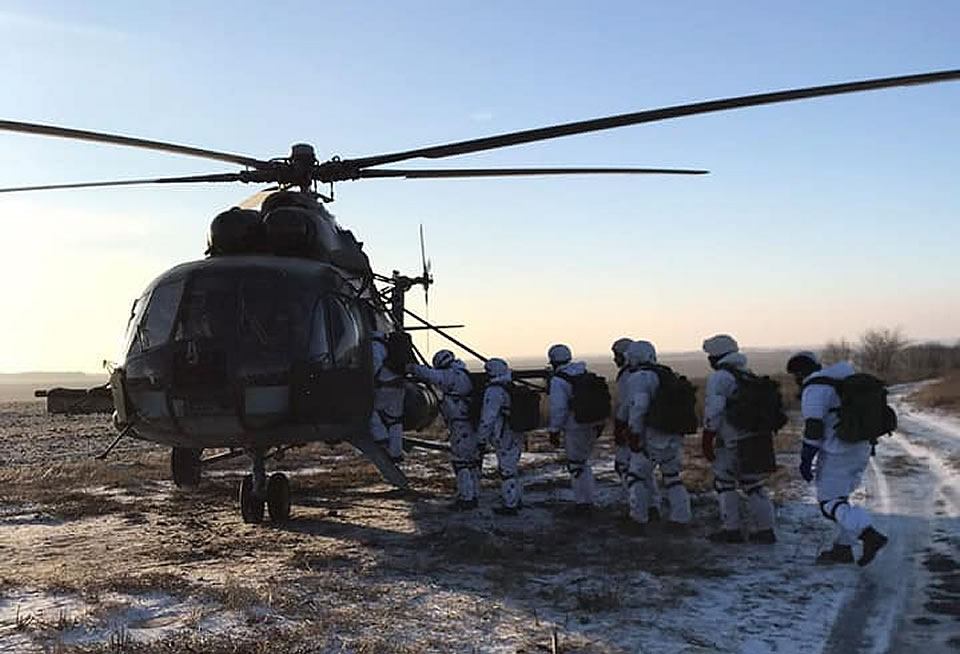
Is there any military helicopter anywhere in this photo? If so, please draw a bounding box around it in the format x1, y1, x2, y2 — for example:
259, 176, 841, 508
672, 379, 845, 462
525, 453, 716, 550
2, 69, 957, 525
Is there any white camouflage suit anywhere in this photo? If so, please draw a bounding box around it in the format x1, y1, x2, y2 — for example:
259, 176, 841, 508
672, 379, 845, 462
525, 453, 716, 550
801, 361, 875, 545
549, 361, 602, 506
408, 360, 479, 503
624, 341, 692, 525
369, 333, 405, 460
476, 366, 522, 509
703, 351, 776, 533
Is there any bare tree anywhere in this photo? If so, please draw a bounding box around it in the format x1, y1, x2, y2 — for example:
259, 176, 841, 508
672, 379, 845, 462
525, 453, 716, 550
821, 339, 854, 365
856, 328, 908, 378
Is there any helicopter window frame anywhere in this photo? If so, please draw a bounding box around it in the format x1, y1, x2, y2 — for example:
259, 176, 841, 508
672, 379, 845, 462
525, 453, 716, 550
131, 279, 184, 355
326, 295, 363, 369
307, 296, 333, 369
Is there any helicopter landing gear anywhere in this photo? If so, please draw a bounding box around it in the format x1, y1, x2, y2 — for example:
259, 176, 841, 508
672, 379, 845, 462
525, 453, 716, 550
266, 472, 291, 524
238, 449, 291, 525
171, 447, 203, 488
239, 474, 265, 524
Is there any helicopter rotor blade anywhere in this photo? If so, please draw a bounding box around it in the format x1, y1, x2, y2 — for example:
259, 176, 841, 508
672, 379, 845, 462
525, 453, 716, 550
356, 167, 708, 179
344, 69, 960, 169
0, 119, 268, 168
0, 172, 250, 194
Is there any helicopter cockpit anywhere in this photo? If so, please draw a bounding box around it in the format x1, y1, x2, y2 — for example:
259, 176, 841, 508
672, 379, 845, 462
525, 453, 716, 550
118, 256, 381, 449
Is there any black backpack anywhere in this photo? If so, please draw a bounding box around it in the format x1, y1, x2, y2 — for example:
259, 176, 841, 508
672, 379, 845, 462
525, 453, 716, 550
508, 384, 541, 432
381, 332, 415, 375
640, 364, 699, 435
555, 371, 611, 423
464, 372, 488, 428
804, 373, 897, 443
723, 367, 788, 434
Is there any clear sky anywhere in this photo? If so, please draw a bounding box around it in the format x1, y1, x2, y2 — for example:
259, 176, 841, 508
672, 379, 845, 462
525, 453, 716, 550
0, 1, 957, 373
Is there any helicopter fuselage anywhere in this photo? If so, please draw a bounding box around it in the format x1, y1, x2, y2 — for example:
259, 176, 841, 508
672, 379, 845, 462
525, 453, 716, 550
111, 254, 434, 451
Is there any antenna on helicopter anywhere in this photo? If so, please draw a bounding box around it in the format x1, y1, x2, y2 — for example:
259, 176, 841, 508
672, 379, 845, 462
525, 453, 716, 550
419, 224, 433, 352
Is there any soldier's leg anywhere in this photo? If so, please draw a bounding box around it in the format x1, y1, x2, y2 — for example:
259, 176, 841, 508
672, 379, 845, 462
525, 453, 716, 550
384, 388, 405, 460
615, 443, 631, 495
657, 440, 691, 525
712, 444, 741, 532
566, 427, 598, 505
496, 431, 522, 509
449, 423, 478, 502
626, 449, 653, 524
741, 474, 775, 533
817, 449, 875, 546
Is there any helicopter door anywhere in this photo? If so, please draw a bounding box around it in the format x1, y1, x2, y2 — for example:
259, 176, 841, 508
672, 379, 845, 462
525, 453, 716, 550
291, 295, 372, 425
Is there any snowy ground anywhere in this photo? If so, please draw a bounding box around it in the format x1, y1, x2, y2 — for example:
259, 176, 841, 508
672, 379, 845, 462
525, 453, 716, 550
0, 389, 958, 653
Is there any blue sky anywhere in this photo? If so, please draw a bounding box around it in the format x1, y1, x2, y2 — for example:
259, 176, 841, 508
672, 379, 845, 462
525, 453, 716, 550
0, 1, 957, 372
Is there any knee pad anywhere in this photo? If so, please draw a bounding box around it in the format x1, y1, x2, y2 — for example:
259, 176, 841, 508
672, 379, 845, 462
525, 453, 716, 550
713, 478, 735, 494
819, 497, 848, 521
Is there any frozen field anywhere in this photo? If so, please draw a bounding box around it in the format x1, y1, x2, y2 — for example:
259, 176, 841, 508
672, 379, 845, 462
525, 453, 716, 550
0, 387, 957, 653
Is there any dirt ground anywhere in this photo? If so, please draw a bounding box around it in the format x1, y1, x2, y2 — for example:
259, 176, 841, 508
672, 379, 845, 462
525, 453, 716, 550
1, 400, 834, 653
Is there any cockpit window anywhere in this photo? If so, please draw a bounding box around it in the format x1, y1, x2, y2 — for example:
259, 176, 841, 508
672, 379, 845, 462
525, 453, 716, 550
328, 296, 362, 368
130, 280, 184, 355
308, 298, 332, 368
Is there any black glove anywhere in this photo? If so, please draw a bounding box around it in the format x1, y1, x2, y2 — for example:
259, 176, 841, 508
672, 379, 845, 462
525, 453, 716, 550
799, 443, 819, 482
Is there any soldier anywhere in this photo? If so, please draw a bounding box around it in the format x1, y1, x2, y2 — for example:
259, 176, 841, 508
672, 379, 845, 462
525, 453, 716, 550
612, 338, 634, 497
370, 331, 405, 463
407, 349, 479, 510
624, 340, 692, 533
547, 344, 607, 514
613, 337, 662, 522
787, 351, 889, 565
476, 358, 523, 515
701, 334, 777, 543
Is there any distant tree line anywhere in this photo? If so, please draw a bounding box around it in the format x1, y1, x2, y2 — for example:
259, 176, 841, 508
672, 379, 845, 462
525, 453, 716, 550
822, 328, 960, 382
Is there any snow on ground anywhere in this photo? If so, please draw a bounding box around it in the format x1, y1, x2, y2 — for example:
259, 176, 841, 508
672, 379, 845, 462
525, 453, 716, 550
1, 390, 959, 652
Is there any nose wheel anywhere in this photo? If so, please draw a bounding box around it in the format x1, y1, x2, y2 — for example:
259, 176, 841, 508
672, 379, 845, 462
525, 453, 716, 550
238, 448, 291, 525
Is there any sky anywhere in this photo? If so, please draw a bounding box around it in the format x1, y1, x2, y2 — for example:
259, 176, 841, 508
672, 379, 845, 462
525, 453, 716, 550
0, 1, 957, 373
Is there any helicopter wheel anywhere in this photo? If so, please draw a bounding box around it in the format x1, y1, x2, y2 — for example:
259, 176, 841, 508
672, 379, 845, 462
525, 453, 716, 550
239, 474, 265, 524
266, 472, 291, 525
171, 447, 203, 488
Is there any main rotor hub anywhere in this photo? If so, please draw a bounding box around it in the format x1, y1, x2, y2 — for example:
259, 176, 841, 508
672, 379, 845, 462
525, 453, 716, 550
289, 143, 318, 191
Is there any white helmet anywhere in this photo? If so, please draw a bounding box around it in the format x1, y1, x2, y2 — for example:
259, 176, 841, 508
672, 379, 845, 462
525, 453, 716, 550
702, 334, 739, 358
484, 357, 509, 378
626, 340, 657, 367
432, 349, 455, 369
611, 338, 633, 356
547, 344, 572, 366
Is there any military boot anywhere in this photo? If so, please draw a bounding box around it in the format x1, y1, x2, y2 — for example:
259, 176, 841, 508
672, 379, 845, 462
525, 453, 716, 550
748, 529, 777, 544
858, 526, 889, 566
816, 543, 854, 564
708, 529, 745, 544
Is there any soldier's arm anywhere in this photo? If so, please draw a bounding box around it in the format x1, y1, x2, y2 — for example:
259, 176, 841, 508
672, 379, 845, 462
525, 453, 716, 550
548, 378, 569, 432
703, 371, 733, 431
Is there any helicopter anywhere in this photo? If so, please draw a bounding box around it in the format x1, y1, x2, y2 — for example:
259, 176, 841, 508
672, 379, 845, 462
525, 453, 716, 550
2, 68, 957, 525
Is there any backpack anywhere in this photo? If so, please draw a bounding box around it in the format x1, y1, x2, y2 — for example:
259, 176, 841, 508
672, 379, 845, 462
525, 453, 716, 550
723, 367, 788, 434
508, 384, 542, 432
640, 364, 699, 435
804, 373, 897, 443
555, 371, 611, 424
381, 332, 415, 375
464, 372, 489, 428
